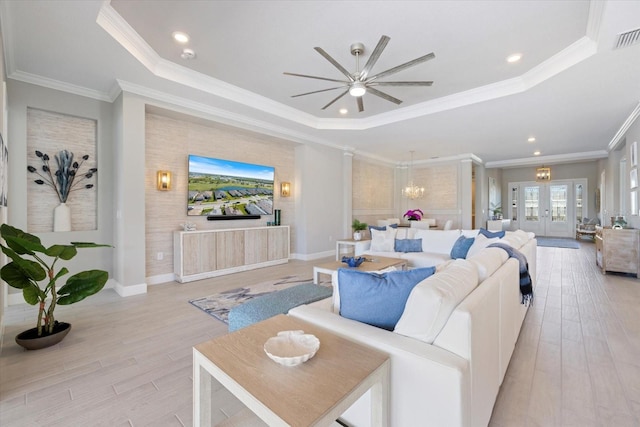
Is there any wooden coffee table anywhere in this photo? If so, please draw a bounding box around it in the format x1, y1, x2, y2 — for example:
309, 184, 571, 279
193, 314, 390, 426
313, 256, 408, 284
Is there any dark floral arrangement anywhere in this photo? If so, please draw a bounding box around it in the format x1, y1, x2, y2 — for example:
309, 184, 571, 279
27, 150, 97, 203
404, 209, 424, 221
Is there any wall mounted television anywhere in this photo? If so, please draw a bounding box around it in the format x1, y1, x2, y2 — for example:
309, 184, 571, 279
187, 154, 274, 218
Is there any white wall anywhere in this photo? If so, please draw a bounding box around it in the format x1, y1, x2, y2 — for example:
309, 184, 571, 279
294, 144, 345, 259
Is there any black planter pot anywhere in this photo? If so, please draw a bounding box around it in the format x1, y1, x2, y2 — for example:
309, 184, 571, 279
15, 322, 71, 350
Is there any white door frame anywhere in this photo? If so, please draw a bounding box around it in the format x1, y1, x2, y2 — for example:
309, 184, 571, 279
508, 179, 587, 238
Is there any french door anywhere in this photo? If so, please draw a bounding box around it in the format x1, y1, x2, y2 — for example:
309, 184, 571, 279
509, 179, 587, 238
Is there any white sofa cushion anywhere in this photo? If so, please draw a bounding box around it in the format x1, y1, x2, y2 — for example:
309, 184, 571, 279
370, 227, 397, 251
394, 259, 479, 343
466, 247, 509, 282
466, 233, 500, 258
414, 229, 461, 254
501, 230, 532, 249
400, 252, 450, 268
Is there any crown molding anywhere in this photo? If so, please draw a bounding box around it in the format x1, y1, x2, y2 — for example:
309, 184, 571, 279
114, 80, 341, 150
485, 150, 608, 168
8, 70, 113, 102
607, 101, 640, 152
97, 0, 601, 132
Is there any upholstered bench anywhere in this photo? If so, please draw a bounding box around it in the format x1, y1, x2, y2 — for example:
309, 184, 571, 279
227, 283, 332, 332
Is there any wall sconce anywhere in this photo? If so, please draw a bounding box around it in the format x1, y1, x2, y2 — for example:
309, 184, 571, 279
281, 182, 291, 197
536, 167, 551, 181
157, 170, 172, 191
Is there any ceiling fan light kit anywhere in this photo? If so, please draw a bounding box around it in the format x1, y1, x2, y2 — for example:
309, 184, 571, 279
284, 35, 435, 113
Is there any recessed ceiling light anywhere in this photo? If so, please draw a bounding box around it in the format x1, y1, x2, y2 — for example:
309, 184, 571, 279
181, 48, 196, 60
534, 150, 541, 156
506, 53, 522, 63
172, 32, 190, 44
339, 108, 348, 115
528, 137, 536, 142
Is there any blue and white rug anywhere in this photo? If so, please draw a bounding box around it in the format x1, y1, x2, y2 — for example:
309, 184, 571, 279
189, 275, 320, 324
537, 237, 580, 249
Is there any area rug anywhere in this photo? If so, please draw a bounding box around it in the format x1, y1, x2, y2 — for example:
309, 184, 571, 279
189, 275, 323, 324
536, 237, 580, 249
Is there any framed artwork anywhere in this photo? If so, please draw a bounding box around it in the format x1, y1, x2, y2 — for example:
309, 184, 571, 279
631, 168, 638, 189
632, 190, 638, 216
632, 141, 638, 167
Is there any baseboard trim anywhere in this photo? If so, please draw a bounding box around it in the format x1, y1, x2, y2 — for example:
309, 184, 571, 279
114, 281, 147, 297
290, 250, 334, 261
146, 273, 176, 286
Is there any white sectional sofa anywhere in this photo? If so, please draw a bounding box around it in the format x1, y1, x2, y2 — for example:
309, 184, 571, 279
289, 229, 536, 427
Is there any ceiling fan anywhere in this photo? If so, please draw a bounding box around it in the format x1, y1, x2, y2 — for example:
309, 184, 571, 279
284, 35, 435, 112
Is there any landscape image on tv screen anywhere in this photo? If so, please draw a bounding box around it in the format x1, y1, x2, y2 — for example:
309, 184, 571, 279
188, 154, 274, 217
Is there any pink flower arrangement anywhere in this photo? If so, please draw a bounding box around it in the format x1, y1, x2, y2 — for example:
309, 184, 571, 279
404, 209, 424, 221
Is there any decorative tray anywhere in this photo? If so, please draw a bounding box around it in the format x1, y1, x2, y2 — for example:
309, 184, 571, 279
264, 330, 320, 367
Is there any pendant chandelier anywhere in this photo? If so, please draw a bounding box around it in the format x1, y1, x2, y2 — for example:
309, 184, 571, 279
402, 151, 425, 199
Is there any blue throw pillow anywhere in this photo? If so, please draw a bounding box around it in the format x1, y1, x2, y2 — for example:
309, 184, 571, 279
479, 228, 505, 239
450, 235, 475, 259
394, 238, 423, 253
338, 267, 436, 330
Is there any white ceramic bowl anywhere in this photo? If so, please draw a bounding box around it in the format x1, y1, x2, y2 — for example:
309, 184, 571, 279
264, 330, 320, 367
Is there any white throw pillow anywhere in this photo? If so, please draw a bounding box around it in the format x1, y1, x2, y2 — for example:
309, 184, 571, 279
394, 259, 479, 343
370, 227, 397, 252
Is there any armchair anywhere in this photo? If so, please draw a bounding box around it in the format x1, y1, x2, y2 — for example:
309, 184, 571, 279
576, 217, 599, 241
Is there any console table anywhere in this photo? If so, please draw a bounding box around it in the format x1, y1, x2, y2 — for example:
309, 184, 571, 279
174, 226, 289, 283
193, 314, 390, 426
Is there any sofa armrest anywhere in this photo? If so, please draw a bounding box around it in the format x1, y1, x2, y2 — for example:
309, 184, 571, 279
289, 305, 470, 427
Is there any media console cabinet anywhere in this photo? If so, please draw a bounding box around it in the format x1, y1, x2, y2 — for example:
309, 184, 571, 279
174, 226, 290, 283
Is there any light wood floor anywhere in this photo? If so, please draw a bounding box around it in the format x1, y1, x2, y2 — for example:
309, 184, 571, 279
1, 242, 639, 426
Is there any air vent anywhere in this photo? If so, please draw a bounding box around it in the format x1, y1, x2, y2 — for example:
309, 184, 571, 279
615, 28, 640, 49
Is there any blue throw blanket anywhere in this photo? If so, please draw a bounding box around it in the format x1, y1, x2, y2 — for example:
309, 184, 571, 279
488, 243, 533, 306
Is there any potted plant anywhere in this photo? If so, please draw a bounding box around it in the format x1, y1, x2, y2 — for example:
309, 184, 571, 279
490, 202, 502, 220
0, 224, 110, 350
351, 219, 368, 241
404, 209, 424, 221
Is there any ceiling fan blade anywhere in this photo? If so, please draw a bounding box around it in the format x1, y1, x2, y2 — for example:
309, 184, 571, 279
283, 72, 349, 83
291, 86, 348, 98
368, 52, 435, 82
359, 35, 390, 81
322, 90, 349, 110
371, 81, 433, 86
357, 96, 364, 112
314, 47, 355, 81
367, 87, 403, 105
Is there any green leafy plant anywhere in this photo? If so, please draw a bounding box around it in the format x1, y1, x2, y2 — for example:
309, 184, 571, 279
0, 224, 110, 337
352, 219, 368, 231
490, 202, 502, 219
